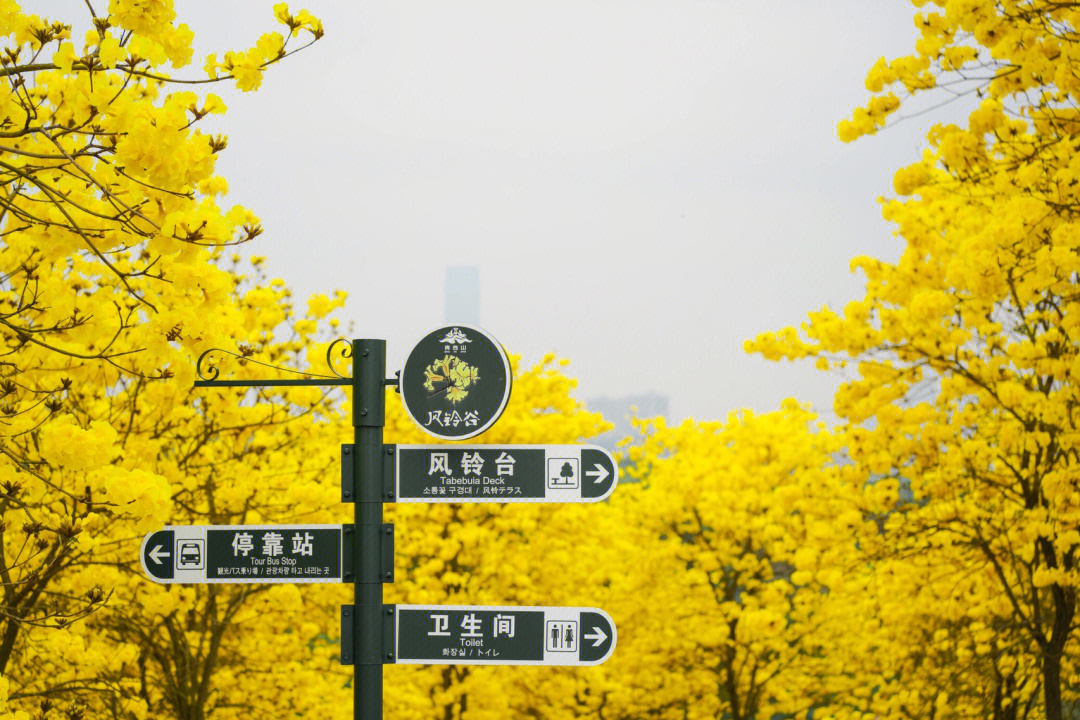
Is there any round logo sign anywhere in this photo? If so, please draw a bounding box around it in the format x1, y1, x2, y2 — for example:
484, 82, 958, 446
399, 325, 512, 440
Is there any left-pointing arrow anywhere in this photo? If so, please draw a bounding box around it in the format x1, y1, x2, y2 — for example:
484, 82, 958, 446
142, 529, 174, 581
583, 626, 608, 647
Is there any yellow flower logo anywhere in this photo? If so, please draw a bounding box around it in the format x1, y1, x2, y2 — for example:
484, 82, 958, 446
422, 355, 480, 405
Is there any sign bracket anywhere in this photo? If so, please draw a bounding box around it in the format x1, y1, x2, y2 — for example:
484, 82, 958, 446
341, 444, 398, 503
384, 605, 397, 664
383, 446, 396, 501
340, 604, 396, 666
376, 524, 395, 583
342, 525, 354, 581
341, 445, 355, 502
340, 605, 354, 665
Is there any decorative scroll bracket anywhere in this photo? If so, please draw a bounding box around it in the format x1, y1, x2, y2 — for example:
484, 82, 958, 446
193, 341, 396, 388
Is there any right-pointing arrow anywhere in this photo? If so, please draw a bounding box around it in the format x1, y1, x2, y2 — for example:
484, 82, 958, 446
149, 545, 170, 565
584, 464, 609, 484
583, 626, 608, 647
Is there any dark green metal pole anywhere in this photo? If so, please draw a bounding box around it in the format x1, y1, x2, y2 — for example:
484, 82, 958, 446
353, 339, 385, 720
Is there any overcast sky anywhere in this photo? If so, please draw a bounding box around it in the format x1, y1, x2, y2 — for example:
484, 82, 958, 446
84, 2, 971, 423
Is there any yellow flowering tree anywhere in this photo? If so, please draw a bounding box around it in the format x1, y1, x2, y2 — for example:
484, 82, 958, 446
615, 404, 871, 720
36, 284, 352, 720
750, 2, 1080, 718
0, 0, 323, 715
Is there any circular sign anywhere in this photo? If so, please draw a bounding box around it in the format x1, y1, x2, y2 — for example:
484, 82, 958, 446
400, 325, 512, 440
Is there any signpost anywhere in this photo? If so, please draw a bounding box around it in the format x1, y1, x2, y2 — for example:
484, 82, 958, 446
388, 444, 617, 502
182, 326, 618, 720
141, 525, 348, 584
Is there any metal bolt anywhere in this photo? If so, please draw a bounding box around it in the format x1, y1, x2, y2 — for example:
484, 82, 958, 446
385, 572, 393, 580
360, 408, 368, 416
386, 447, 394, 455
343, 655, 351, 661
343, 446, 351, 455
385, 526, 393, 535
344, 490, 351, 498
362, 349, 369, 357
344, 527, 353, 534
386, 652, 394, 660
343, 608, 351, 616
386, 608, 394, 616
387, 491, 395, 499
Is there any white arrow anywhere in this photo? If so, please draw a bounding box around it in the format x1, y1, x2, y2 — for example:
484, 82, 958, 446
148, 545, 171, 565
583, 626, 608, 647
584, 464, 610, 484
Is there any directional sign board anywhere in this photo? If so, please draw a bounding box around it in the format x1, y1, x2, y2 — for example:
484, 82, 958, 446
393, 444, 617, 502
389, 605, 616, 666
399, 325, 512, 440
141, 525, 343, 584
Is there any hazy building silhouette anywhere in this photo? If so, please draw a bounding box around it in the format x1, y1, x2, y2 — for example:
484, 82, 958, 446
440, 265, 667, 451
445, 266, 480, 325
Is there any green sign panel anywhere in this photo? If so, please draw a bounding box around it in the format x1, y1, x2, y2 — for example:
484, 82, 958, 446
141, 525, 343, 584
399, 325, 512, 440
391, 605, 616, 666
393, 444, 617, 502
